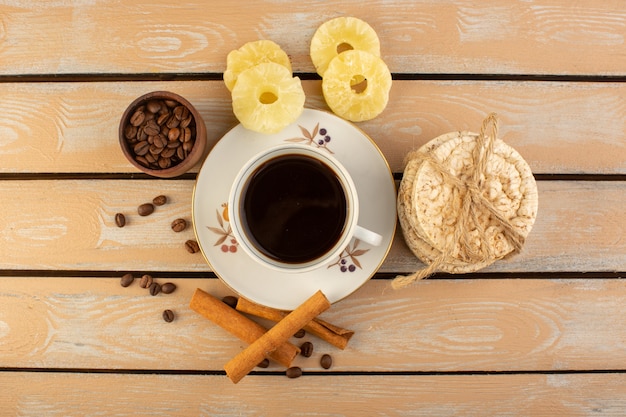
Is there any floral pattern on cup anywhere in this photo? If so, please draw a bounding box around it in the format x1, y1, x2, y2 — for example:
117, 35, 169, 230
327, 239, 369, 273
207, 203, 239, 253
285, 123, 334, 154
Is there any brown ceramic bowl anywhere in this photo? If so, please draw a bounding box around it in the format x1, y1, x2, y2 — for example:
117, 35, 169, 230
119, 91, 207, 178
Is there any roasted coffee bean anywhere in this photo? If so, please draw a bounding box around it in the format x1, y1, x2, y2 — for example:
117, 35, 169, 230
257, 358, 270, 368
135, 155, 149, 167
153, 134, 166, 149
173, 105, 189, 121
146, 100, 162, 114
164, 99, 178, 108
182, 127, 192, 142
222, 295, 238, 308
139, 274, 153, 288
285, 367, 302, 379
180, 115, 192, 129
152, 195, 167, 206
130, 109, 145, 127
157, 112, 169, 126
162, 309, 175, 323
145, 152, 157, 164
124, 125, 137, 140
166, 115, 180, 129
161, 147, 176, 159
161, 282, 177, 294
143, 111, 155, 122
115, 213, 126, 228
138, 203, 154, 216
150, 144, 163, 156
133, 140, 150, 156
143, 119, 160, 136
320, 354, 333, 369
149, 282, 161, 296
136, 127, 148, 142
185, 239, 200, 254
158, 157, 171, 169
293, 329, 306, 338
168, 127, 180, 141
171, 218, 187, 232
300, 341, 314, 358
120, 273, 134, 287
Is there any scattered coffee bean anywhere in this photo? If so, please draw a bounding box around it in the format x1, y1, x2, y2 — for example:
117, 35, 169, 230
185, 239, 200, 254
293, 329, 306, 338
153, 195, 167, 206
149, 282, 161, 296
138, 203, 154, 216
120, 273, 134, 287
171, 218, 187, 232
162, 309, 175, 323
300, 341, 314, 358
161, 282, 177, 294
115, 213, 126, 228
123, 98, 196, 171
320, 354, 333, 369
257, 358, 270, 368
139, 274, 153, 289
285, 366, 302, 379
222, 295, 238, 308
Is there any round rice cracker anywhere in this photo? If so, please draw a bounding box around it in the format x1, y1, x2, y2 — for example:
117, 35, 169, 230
409, 131, 538, 270
397, 153, 494, 274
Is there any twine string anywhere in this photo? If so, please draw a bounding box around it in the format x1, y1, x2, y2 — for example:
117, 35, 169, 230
392, 113, 526, 289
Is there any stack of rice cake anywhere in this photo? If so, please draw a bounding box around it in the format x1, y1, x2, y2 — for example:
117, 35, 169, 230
398, 129, 538, 274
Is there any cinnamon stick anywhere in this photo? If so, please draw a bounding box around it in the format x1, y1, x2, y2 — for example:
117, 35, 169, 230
224, 290, 331, 383
189, 288, 300, 368
236, 296, 354, 349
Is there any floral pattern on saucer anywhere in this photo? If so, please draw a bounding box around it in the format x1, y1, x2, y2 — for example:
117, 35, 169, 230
285, 122, 334, 153
327, 239, 370, 273
206, 203, 239, 254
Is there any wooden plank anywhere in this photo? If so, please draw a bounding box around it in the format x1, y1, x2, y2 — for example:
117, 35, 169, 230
2, 372, 626, 416
0, 180, 624, 273
2, 278, 626, 372
1, 80, 625, 175
1, 1, 625, 76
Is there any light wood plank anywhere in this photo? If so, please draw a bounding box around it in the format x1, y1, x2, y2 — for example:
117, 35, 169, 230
2, 372, 626, 416
2, 278, 626, 371
1, 180, 624, 272
1, 1, 625, 76
1, 80, 625, 175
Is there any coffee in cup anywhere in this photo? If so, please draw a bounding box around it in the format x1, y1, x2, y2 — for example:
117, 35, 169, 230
229, 144, 381, 273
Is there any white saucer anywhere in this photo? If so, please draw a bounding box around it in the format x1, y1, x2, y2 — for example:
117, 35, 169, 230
192, 108, 396, 310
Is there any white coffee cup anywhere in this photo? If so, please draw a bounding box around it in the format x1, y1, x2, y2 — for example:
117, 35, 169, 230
228, 144, 382, 273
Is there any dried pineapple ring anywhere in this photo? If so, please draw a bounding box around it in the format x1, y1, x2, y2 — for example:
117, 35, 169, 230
310, 16, 380, 77
231, 62, 305, 134
224, 40, 292, 91
322, 50, 391, 122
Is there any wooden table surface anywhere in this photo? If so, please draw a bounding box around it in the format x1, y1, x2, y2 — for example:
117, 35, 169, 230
1, 1, 625, 415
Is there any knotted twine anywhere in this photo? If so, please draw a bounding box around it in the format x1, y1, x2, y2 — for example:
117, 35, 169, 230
392, 113, 526, 289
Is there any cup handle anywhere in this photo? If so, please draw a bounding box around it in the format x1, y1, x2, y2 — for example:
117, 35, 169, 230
354, 225, 383, 247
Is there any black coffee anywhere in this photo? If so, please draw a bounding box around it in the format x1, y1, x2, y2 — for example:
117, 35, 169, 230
241, 154, 347, 264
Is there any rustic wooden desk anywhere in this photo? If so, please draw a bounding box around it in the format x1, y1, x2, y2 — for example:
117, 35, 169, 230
1, 1, 625, 415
